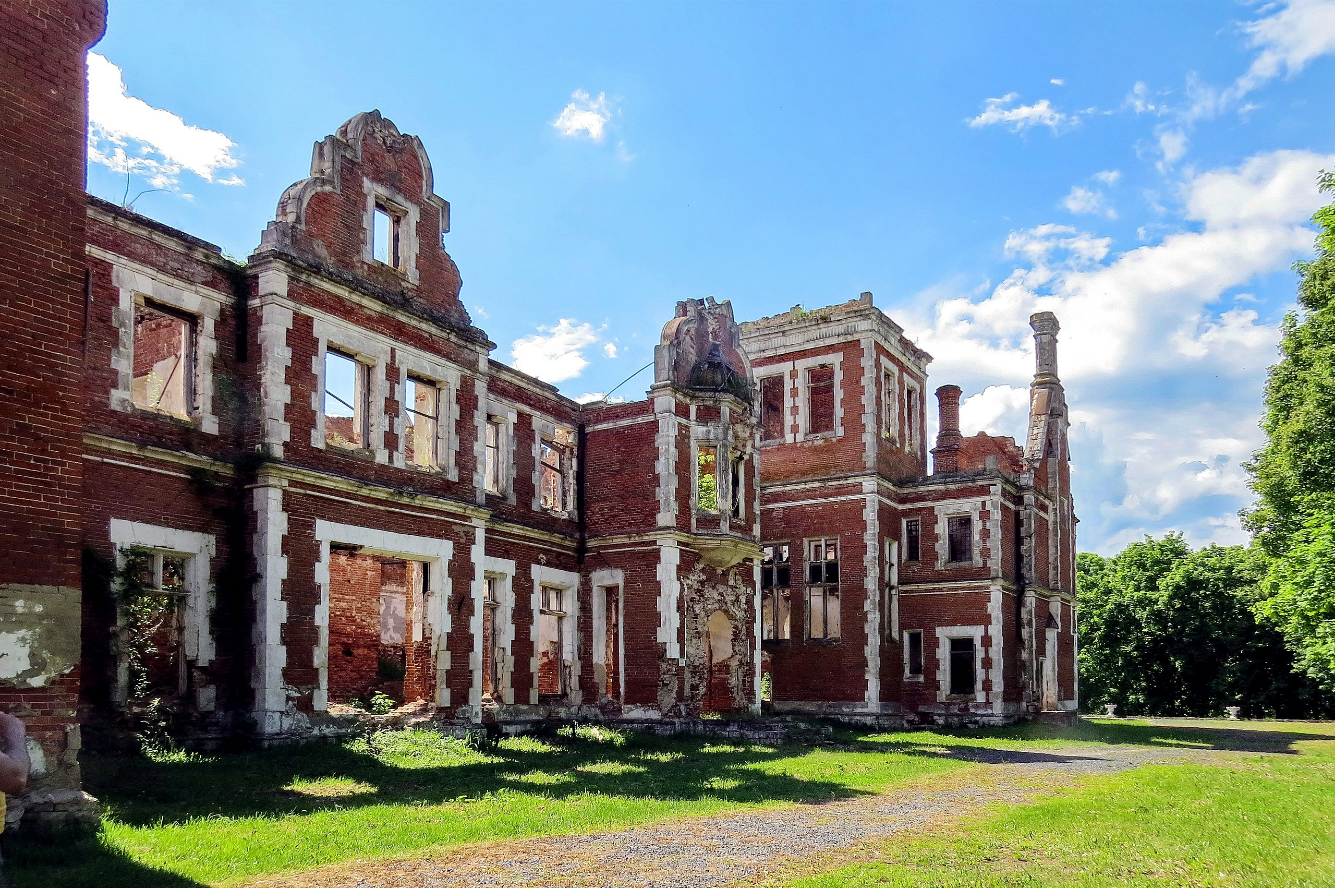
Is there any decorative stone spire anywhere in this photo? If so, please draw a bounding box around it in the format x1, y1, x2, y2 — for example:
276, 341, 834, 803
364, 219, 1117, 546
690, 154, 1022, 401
1031, 311, 1060, 385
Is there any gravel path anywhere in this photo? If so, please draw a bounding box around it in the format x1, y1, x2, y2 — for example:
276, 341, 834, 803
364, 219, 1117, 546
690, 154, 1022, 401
247, 744, 1212, 888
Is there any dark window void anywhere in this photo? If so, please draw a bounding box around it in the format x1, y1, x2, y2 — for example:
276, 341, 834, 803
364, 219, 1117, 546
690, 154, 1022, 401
907, 630, 923, 676
905, 519, 921, 562
947, 516, 973, 564
949, 637, 976, 695
805, 537, 840, 640
807, 365, 835, 435
761, 545, 791, 640
760, 375, 786, 442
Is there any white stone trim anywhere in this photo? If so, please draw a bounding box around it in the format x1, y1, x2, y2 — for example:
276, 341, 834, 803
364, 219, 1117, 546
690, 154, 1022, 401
471, 376, 490, 503
590, 568, 625, 703
861, 481, 881, 709
936, 624, 987, 704
654, 395, 681, 527
860, 338, 878, 471
257, 275, 293, 456
751, 553, 763, 713
792, 352, 844, 441
934, 500, 985, 569
313, 519, 454, 710
987, 584, 1005, 710
108, 519, 217, 705
361, 177, 421, 284
252, 482, 290, 731
529, 564, 581, 705
310, 317, 391, 463
392, 347, 462, 480
657, 539, 682, 659
480, 554, 518, 706
108, 261, 223, 434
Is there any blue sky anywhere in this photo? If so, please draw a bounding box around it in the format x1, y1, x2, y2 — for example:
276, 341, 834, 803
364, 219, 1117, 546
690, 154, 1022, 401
87, 1, 1335, 554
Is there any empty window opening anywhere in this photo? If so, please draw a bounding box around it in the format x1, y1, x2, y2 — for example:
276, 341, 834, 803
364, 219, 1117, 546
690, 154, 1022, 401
118, 546, 191, 700
540, 440, 566, 511
807, 365, 835, 435
404, 376, 440, 468
730, 456, 744, 520
949, 636, 976, 696
806, 537, 840, 640
881, 368, 897, 440
761, 544, 791, 641
372, 204, 401, 268
906, 630, 924, 677
328, 551, 428, 709
132, 301, 194, 417
537, 584, 567, 699
485, 417, 505, 494
905, 518, 922, 562
947, 515, 973, 564
602, 585, 621, 701
324, 349, 368, 448
760, 375, 786, 442
482, 575, 502, 700
697, 446, 719, 513
905, 385, 921, 451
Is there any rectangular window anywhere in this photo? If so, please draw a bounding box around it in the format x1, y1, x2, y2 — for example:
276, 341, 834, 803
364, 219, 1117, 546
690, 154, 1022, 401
907, 630, 923, 676
485, 417, 504, 494
324, 349, 368, 448
404, 376, 440, 468
131, 301, 194, 417
760, 544, 791, 641
537, 584, 566, 697
949, 637, 976, 695
540, 440, 566, 511
372, 204, 401, 268
905, 518, 921, 562
905, 385, 920, 452
805, 537, 840, 640
730, 456, 744, 520
881, 368, 897, 440
947, 515, 973, 564
807, 365, 835, 435
697, 445, 719, 512
760, 375, 786, 442
482, 576, 501, 699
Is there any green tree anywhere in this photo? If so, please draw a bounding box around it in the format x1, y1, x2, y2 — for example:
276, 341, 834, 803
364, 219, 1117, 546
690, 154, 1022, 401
1244, 172, 1335, 691
1077, 536, 1322, 717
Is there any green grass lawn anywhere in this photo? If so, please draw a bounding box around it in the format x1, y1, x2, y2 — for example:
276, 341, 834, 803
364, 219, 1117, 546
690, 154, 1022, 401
786, 723, 1335, 888
10, 719, 1335, 888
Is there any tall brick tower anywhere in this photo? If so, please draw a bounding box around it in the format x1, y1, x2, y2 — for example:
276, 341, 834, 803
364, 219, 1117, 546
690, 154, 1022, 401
0, 0, 107, 826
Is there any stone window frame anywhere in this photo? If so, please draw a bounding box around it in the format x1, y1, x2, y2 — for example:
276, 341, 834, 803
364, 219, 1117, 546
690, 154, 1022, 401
903, 377, 923, 455
529, 565, 581, 706
803, 535, 842, 642
108, 519, 217, 708
902, 628, 925, 682
310, 317, 390, 463
755, 368, 793, 445
312, 519, 454, 711
475, 556, 517, 708
391, 347, 461, 480
760, 542, 794, 643
483, 398, 518, 504
879, 357, 900, 443
109, 262, 222, 434
934, 501, 984, 570
884, 538, 899, 643
936, 624, 987, 703
590, 568, 626, 703
361, 178, 421, 284
530, 415, 577, 517
793, 353, 844, 441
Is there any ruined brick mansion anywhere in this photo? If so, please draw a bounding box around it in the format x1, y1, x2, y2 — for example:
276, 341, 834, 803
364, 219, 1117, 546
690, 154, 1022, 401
1, 0, 1076, 826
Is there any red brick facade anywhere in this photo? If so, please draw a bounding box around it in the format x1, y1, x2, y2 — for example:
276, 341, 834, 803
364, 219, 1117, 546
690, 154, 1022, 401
2, 4, 1078, 824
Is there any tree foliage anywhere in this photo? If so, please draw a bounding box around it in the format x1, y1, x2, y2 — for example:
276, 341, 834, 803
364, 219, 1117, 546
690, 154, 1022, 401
1076, 535, 1328, 717
1244, 173, 1335, 691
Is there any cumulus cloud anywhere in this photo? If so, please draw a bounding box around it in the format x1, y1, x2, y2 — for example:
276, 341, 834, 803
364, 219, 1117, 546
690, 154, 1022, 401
87, 52, 242, 191
603, 342, 619, 358
968, 93, 1070, 132
553, 90, 612, 141
903, 149, 1334, 551
1093, 170, 1121, 186
510, 319, 601, 382
1234, 0, 1335, 99
1050, 78, 1065, 86
1062, 186, 1117, 219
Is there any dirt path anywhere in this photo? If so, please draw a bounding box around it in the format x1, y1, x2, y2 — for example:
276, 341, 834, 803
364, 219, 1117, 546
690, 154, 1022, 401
246, 744, 1212, 888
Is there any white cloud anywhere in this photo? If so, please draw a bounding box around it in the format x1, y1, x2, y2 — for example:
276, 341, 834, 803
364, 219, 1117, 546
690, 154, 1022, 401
553, 90, 612, 141
510, 319, 600, 382
1093, 170, 1121, 186
968, 93, 1070, 132
1234, 0, 1335, 99
903, 148, 1334, 551
574, 392, 626, 405
1062, 186, 1117, 219
603, 342, 619, 358
87, 52, 242, 191
472, 305, 490, 320
1125, 81, 1164, 115
1050, 78, 1065, 86
1156, 128, 1189, 169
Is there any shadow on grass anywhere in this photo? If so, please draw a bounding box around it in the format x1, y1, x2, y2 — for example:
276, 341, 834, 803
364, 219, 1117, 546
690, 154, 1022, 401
5, 831, 207, 888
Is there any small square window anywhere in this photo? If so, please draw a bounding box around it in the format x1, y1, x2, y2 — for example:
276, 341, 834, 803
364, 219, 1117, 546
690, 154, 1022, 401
131, 301, 195, 418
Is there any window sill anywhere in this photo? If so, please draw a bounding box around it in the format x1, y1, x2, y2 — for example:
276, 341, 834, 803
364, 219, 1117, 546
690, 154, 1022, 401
326, 441, 375, 459
903, 675, 925, 682
804, 637, 842, 646
129, 404, 199, 428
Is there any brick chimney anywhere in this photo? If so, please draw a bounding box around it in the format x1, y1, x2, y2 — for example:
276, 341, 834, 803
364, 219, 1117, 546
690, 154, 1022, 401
932, 384, 963, 474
